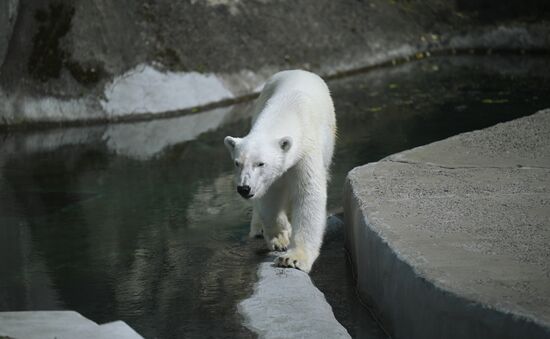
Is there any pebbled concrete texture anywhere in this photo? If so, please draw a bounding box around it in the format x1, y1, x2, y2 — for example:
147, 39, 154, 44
1, 0, 550, 126
0, 311, 143, 339
239, 261, 350, 339
344, 109, 550, 339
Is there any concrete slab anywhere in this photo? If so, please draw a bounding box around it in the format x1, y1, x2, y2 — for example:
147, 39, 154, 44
344, 109, 550, 339
0, 311, 98, 338
0, 311, 143, 339
94, 320, 144, 339
239, 261, 350, 339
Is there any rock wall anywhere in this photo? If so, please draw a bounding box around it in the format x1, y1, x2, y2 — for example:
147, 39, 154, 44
0, 0, 18, 68
1, 0, 549, 126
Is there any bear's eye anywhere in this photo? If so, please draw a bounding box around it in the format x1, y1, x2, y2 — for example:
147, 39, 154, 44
256, 162, 265, 167
235, 161, 241, 168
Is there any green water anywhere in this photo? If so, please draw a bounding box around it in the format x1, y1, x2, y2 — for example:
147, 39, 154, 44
1, 55, 549, 338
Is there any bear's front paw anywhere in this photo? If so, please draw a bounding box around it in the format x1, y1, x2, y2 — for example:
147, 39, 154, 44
267, 231, 290, 252
274, 248, 313, 273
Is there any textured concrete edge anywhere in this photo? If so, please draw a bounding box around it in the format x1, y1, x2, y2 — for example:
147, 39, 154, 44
238, 261, 350, 339
343, 170, 550, 339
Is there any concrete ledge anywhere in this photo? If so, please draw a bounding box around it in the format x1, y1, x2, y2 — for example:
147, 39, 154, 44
239, 261, 350, 339
0, 311, 143, 339
344, 109, 550, 339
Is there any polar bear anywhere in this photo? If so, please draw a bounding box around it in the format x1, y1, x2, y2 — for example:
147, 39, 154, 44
224, 70, 336, 273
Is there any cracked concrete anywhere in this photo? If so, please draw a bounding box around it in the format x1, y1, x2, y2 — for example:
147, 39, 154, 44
387, 158, 550, 170
344, 109, 550, 339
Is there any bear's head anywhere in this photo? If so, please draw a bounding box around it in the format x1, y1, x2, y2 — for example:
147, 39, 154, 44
224, 135, 292, 200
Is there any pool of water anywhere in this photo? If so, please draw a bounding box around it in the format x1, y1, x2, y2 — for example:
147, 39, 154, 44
1, 55, 549, 338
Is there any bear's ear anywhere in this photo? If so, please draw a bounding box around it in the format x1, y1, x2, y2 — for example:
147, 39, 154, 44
279, 137, 292, 152
224, 136, 240, 153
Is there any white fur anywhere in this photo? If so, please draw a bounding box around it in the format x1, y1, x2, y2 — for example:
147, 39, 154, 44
224, 70, 336, 273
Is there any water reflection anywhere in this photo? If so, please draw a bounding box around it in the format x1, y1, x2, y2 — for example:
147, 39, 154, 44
0, 103, 261, 338
1, 55, 550, 338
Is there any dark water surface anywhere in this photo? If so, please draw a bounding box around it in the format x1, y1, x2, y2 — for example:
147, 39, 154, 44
1, 56, 550, 338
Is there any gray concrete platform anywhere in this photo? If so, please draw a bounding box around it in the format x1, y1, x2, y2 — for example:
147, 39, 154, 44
0, 311, 143, 339
344, 109, 550, 339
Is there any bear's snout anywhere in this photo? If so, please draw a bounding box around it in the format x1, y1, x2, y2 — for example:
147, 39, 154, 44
237, 185, 253, 199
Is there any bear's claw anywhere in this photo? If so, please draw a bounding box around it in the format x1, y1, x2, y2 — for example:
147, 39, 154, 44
274, 248, 312, 273
267, 231, 290, 252
273, 244, 287, 251
275, 255, 301, 270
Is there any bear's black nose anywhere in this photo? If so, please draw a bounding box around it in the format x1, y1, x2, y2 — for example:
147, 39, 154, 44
237, 185, 252, 198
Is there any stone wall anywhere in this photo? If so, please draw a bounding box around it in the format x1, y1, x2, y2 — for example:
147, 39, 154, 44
1, 0, 549, 126
0, 0, 18, 69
